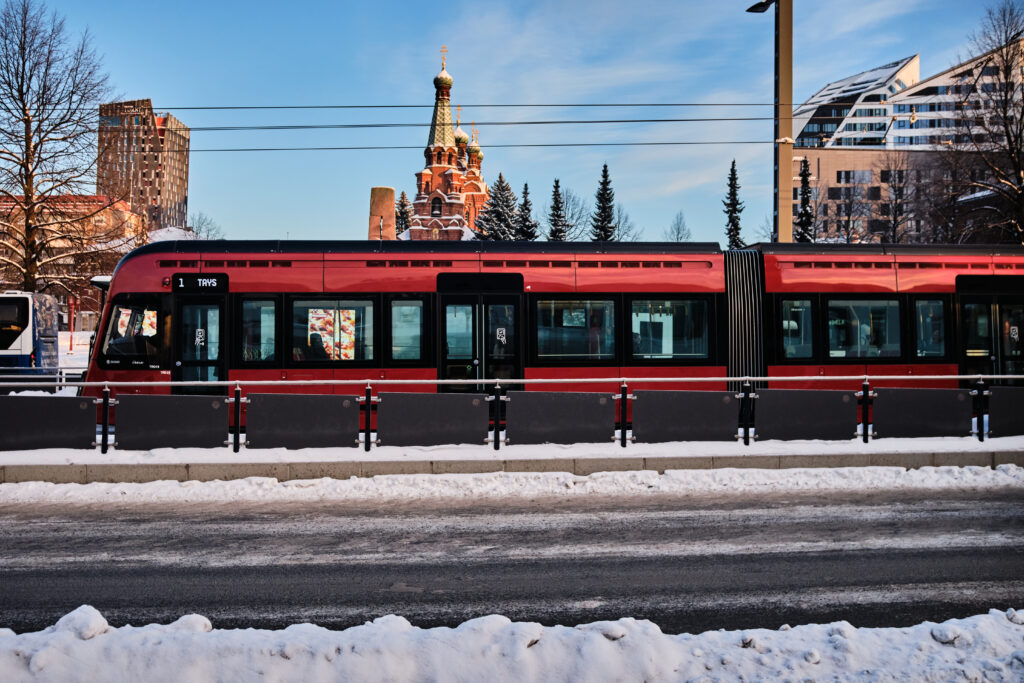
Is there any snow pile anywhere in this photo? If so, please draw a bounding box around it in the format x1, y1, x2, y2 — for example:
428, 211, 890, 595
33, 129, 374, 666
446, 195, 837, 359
2, 465, 1022, 505
1, 606, 1023, 682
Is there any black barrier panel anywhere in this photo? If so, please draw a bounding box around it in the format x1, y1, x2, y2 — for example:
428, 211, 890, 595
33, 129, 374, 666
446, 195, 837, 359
377, 393, 489, 447
115, 395, 226, 450
756, 389, 858, 441
633, 391, 738, 442
988, 387, 1024, 437
245, 394, 360, 449
0, 396, 95, 450
505, 391, 614, 445
872, 388, 972, 439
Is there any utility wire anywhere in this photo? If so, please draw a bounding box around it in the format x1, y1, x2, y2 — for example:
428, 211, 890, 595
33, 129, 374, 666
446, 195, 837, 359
154, 140, 776, 153
155, 102, 792, 111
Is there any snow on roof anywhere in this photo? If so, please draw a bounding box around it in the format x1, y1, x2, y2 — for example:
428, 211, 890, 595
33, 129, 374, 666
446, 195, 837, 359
148, 226, 194, 242
802, 56, 916, 105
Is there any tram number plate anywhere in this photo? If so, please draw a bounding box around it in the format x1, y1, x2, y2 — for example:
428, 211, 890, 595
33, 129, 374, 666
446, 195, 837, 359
173, 273, 228, 292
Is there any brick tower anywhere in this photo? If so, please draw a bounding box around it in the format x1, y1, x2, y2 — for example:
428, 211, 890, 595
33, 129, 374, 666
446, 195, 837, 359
404, 48, 488, 240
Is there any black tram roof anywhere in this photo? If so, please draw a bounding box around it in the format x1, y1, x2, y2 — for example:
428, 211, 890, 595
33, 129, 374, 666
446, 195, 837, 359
750, 242, 1024, 256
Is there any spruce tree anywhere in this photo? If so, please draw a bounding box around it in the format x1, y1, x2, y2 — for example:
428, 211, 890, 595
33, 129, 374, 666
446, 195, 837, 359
547, 179, 569, 241
590, 163, 616, 241
795, 159, 815, 243
723, 160, 745, 249
474, 173, 518, 240
395, 191, 413, 233
514, 183, 540, 240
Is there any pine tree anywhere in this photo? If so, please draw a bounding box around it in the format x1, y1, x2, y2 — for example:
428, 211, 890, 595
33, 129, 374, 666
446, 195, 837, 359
723, 160, 745, 249
474, 173, 518, 240
795, 159, 815, 243
395, 191, 413, 233
547, 179, 569, 241
514, 183, 540, 240
590, 163, 616, 241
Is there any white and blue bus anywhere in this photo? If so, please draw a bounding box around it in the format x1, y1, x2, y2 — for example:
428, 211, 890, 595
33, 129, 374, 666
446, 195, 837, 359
0, 291, 59, 372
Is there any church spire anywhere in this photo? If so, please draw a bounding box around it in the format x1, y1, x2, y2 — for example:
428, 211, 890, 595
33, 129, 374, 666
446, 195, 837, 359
427, 46, 455, 148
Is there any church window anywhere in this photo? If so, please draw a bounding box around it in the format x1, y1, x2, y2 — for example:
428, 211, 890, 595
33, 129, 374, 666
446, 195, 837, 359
431, 198, 442, 216
448, 153, 453, 165
436, 151, 442, 164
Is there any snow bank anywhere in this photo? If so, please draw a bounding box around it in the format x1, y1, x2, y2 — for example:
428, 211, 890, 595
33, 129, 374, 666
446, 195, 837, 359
2, 465, 1023, 505
2, 606, 1023, 682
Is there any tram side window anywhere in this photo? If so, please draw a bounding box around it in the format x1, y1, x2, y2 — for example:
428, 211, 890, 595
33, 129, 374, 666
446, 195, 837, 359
292, 299, 374, 362
101, 295, 168, 368
827, 299, 900, 358
0, 298, 28, 350
781, 299, 813, 359
241, 300, 277, 362
536, 299, 615, 361
391, 300, 423, 361
914, 299, 945, 358
629, 299, 708, 359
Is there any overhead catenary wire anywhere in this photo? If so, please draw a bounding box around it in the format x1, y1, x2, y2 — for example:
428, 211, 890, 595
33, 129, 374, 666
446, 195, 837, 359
154, 102, 795, 111
156, 140, 777, 153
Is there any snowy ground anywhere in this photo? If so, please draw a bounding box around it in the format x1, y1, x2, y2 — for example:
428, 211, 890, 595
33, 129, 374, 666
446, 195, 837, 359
1, 463, 1022, 505
2, 604, 1023, 682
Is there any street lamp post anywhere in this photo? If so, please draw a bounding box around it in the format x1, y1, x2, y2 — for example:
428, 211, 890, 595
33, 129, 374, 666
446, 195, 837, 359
747, 0, 793, 243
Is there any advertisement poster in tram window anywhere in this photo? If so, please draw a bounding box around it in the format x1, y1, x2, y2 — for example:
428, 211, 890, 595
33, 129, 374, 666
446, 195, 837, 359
141, 310, 158, 337
338, 309, 355, 360
116, 308, 132, 336
306, 308, 357, 360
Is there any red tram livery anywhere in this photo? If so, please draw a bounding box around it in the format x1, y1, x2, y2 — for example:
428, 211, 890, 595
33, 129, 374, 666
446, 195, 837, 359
83, 240, 1024, 401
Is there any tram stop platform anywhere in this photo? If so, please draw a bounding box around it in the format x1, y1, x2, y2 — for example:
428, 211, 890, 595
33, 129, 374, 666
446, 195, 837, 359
1, 437, 1023, 485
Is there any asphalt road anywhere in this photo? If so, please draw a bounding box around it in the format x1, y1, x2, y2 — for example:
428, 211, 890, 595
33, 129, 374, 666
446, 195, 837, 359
1, 489, 1022, 634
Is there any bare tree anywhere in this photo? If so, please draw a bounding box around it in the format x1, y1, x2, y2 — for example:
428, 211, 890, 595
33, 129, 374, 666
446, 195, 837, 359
0, 0, 128, 294
947, 0, 1024, 242
754, 214, 773, 243
874, 151, 917, 243
612, 204, 643, 241
663, 210, 691, 241
831, 186, 873, 243
187, 211, 224, 240
559, 187, 591, 241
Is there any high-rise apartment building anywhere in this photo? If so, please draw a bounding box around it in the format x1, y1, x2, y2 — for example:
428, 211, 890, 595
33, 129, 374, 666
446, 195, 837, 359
97, 99, 190, 230
790, 43, 1022, 242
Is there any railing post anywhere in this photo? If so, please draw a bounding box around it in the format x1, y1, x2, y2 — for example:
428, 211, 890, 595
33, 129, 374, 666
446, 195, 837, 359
492, 381, 503, 451
363, 384, 373, 452
100, 385, 111, 454
859, 378, 871, 443
232, 384, 242, 453
741, 380, 752, 446
974, 376, 989, 443
619, 382, 629, 448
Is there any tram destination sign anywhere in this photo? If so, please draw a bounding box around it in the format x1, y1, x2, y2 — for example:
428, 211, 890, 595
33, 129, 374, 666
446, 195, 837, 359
172, 273, 228, 293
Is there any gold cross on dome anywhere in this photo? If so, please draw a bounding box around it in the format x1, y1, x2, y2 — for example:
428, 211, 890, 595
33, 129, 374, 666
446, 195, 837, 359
440, 45, 448, 69
455, 105, 462, 125
471, 123, 478, 141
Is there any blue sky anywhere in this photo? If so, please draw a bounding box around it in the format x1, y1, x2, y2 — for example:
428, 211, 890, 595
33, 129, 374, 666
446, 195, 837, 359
53, 0, 987, 244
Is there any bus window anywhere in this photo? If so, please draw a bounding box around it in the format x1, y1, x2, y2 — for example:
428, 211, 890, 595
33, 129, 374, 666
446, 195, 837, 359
915, 299, 945, 358
536, 299, 615, 361
781, 299, 813, 360
241, 299, 277, 362
629, 299, 708, 360
827, 299, 900, 359
100, 295, 168, 368
390, 300, 423, 361
0, 297, 28, 350
292, 299, 374, 362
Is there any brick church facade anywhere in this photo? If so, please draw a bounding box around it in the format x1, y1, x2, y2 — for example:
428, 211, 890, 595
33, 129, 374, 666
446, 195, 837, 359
402, 50, 489, 240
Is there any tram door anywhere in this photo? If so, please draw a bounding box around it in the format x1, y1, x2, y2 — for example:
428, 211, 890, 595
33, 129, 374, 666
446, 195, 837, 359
173, 296, 226, 395
437, 274, 523, 394
959, 296, 1024, 385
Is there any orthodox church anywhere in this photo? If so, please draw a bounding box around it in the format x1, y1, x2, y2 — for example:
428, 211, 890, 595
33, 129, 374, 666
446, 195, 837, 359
401, 49, 489, 240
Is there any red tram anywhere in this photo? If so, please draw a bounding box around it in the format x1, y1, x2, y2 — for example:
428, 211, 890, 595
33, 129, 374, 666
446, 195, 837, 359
82, 240, 1024, 401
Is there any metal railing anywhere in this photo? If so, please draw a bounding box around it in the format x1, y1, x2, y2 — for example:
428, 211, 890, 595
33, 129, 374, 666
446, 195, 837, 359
2, 373, 1022, 454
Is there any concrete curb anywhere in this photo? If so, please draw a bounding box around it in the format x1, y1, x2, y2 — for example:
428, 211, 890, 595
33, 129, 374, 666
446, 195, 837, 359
1, 450, 1021, 484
